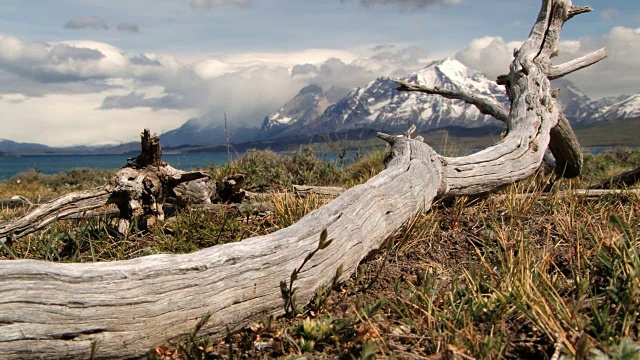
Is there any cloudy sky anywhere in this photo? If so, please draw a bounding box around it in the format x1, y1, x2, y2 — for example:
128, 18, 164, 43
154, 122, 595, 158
0, 0, 639, 146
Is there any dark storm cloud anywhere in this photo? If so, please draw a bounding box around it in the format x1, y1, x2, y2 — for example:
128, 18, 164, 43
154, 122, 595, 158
344, 0, 462, 11
117, 22, 140, 33
63, 16, 109, 30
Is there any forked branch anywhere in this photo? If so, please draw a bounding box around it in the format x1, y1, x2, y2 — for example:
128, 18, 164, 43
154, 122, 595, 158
548, 48, 608, 80
394, 79, 509, 123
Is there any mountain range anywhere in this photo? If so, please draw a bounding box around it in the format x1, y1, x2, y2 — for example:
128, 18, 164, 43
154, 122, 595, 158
2, 58, 640, 155
256, 58, 640, 140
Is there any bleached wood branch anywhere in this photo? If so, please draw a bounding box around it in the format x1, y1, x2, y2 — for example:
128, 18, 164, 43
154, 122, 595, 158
567, 5, 592, 20
293, 185, 346, 197
394, 79, 509, 123
548, 48, 607, 79
0, 196, 57, 209
492, 189, 640, 200
0, 1, 600, 358
0, 189, 112, 244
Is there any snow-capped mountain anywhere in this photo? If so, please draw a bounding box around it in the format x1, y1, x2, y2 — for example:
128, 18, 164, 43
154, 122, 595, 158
261, 58, 510, 138
596, 94, 640, 121
553, 79, 598, 125
258, 58, 640, 141
258, 84, 329, 139
369, 60, 510, 132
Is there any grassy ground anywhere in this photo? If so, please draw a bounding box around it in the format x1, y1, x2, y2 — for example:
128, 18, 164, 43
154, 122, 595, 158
1, 147, 640, 359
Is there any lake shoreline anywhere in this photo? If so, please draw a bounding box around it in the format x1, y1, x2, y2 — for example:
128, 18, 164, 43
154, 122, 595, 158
0, 147, 636, 180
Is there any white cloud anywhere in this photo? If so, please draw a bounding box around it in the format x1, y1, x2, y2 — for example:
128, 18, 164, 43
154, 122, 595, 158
600, 8, 619, 21
0, 36, 120, 83
5, 25, 638, 146
454, 36, 521, 79
0, 33, 439, 145
453, 28, 640, 99
220, 49, 359, 69
0, 36, 182, 89
563, 26, 640, 98
0, 91, 195, 146
178, 47, 425, 126
0, 34, 429, 144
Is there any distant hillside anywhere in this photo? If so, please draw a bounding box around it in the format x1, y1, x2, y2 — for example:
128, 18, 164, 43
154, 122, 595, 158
159, 116, 260, 148
574, 117, 640, 147
0, 139, 51, 153
1, 117, 638, 157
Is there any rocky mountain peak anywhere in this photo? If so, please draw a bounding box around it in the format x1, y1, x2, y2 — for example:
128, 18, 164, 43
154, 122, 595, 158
258, 83, 330, 138
298, 83, 323, 95
252, 58, 640, 143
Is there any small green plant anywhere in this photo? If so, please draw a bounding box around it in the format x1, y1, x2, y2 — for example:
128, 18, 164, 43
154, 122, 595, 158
310, 264, 344, 314
281, 228, 333, 316
293, 318, 334, 350
147, 313, 212, 360
356, 340, 378, 360
587, 339, 640, 360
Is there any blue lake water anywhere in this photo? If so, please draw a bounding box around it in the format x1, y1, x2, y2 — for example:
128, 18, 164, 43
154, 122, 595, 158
0, 153, 238, 180
0, 147, 631, 180
0, 150, 362, 180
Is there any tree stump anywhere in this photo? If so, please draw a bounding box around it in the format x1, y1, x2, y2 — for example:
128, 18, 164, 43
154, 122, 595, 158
0, 129, 209, 242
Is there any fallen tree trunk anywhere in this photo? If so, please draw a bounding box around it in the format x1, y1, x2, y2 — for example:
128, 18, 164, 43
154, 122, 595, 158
0, 1, 605, 358
3, 202, 274, 223
589, 166, 640, 189
492, 188, 640, 201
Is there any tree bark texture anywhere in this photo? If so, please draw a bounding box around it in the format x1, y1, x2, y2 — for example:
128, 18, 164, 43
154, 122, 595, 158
0, 1, 606, 358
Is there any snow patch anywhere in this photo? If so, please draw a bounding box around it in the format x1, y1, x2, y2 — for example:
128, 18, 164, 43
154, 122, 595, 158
277, 116, 293, 124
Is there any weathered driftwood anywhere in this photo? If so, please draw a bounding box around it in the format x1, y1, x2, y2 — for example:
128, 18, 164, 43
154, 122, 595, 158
492, 188, 640, 201
395, 82, 586, 179
0, 196, 57, 209
293, 185, 346, 197
172, 178, 216, 206
216, 174, 246, 203
0, 129, 208, 243
1, 174, 244, 213
589, 166, 640, 190
548, 113, 583, 178
0, 1, 605, 358
6, 203, 274, 224
0, 189, 113, 244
